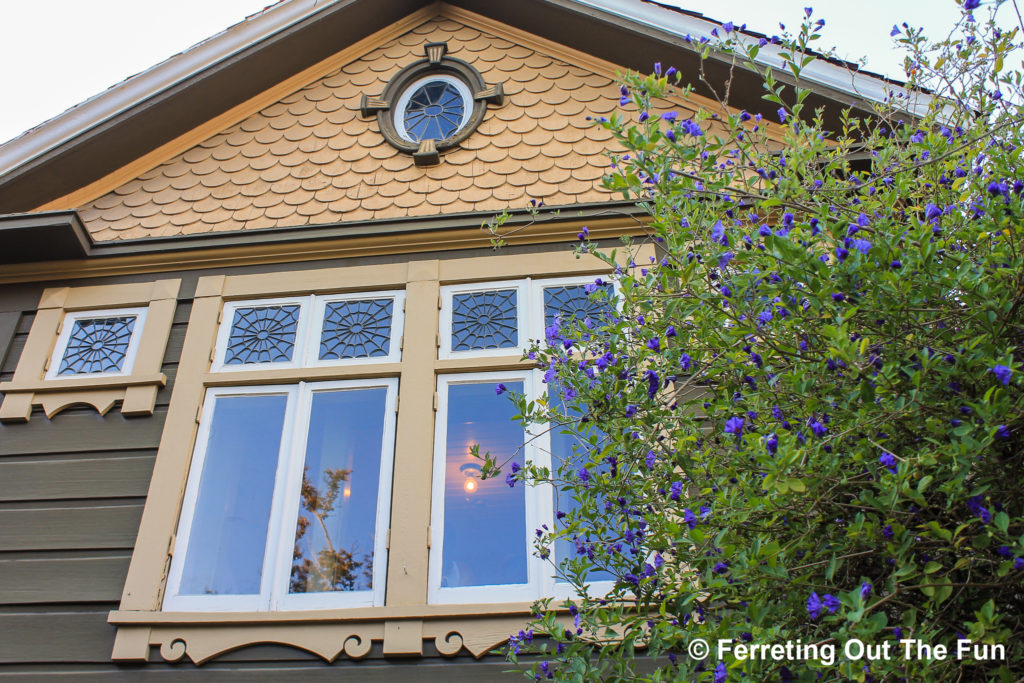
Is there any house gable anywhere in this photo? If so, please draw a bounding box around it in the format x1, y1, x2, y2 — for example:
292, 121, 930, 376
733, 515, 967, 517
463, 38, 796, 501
69, 8, 701, 241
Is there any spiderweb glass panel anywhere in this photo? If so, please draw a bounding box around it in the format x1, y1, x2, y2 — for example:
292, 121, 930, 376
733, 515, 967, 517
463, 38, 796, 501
451, 289, 518, 351
543, 285, 613, 328
58, 315, 137, 375
319, 298, 393, 360
403, 80, 465, 142
224, 305, 300, 365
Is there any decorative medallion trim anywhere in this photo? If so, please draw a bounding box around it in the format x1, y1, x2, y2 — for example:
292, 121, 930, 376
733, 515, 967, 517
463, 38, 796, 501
359, 40, 505, 166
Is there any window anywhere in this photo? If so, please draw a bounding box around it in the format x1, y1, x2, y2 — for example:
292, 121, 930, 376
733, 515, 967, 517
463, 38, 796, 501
0, 278, 179, 423
430, 276, 617, 603
166, 291, 403, 611
165, 380, 398, 611
394, 75, 473, 143
47, 307, 147, 378
108, 251, 647, 663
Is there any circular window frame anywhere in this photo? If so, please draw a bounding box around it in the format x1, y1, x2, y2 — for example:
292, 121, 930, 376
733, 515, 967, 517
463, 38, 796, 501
393, 74, 474, 144
361, 43, 504, 163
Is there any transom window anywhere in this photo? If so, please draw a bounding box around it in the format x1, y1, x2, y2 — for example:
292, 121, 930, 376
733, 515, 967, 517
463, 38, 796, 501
212, 291, 404, 371
46, 307, 148, 379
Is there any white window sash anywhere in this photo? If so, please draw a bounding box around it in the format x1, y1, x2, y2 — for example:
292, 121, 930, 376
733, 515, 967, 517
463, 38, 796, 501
438, 280, 531, 360
45, 306, 149, 380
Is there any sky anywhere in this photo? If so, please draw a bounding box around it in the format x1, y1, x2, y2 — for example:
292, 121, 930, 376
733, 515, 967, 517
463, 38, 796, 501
0, 0, 1009, 146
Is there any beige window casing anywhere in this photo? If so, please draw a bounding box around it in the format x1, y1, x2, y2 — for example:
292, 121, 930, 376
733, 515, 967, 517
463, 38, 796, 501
110, 246, 652, 666
0, 279, 181, 422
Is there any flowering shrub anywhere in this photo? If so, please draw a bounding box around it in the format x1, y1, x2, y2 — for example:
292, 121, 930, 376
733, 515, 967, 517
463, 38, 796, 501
487, 3, 1024, 681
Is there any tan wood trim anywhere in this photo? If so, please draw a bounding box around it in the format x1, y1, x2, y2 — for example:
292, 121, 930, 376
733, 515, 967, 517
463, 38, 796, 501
201, 364, 402, 386
118, 290, 221, 610
0, 373, 167, 393
0, 218, 643, 286
34, 4, 443, 212
442, 3, 787, 142
109, 601, 538, 625
434, 357, 532, 373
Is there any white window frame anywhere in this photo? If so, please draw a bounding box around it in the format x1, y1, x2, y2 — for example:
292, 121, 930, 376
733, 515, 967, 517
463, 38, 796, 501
438, 280, 530, 360
306, 290, 405, 367
429, 370, 552, 605
393, 74, 474, 144
212, 297, 311, 373
213, 292, 405, 372
164, 378, 398, 612
45, 306, 148, 380
531, 274, 621, 342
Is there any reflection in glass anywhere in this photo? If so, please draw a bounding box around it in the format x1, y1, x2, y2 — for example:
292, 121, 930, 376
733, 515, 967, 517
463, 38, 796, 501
442, 382, 527, 588
549, 388, 615, 584
290, 388, 387, 594
451, 289, 518, 351
58, 315, 137, 375
179, 394, 287, 595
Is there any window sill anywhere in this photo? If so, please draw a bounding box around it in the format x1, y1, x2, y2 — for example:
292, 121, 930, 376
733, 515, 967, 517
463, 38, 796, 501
0, 373, 168, 421
108, 603, 543, 665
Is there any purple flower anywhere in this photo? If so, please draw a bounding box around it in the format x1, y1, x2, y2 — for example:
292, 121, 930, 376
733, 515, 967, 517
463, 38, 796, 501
680, 353, 692, 370
991, 364, 1012, 386
963, 0, 981, 9
851, 238, 872, 254
711, 220, 729, 246
713, 561, 729, 574
860, 582, 872, 600
625, 404, 638, 418
831, 293, 845, 303
878, 451, 896, 470
882, 524, 894, 540
807, 592, 824, 620
665, 66, 677, 78
890, 24, 900, 36
722, 21, 734, 32
724, 416, 745, 436
666, 325, 677, 337
925, 203, 942, 221
644, 369, 660, 398
823, 594, 841, 614
670, 481, 684, 501
645, 450, 657, 468
996, 424, 1010, 439
968, 495, 992, 524
809, 420, 828, 438
653, 61, 662, 75
682, 119, 703, 136
766, 433, 778, 454
683, 508, 697, 527
1015, 558, 1024, 570
662, 111, 679, 123
495, 383, 507, 396
577, 467, 591, 482
647, 337, 661, 352
777, 107, 788, 122
577, 226, 589, 240
714, 661, 728, 683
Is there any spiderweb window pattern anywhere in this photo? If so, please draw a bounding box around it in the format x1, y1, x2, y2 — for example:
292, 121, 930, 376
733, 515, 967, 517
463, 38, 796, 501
57, 315, 138, 375
403, 80, 465, 142
225, 305, 300, 365
451, 289, 518, 351
543, 285, 614, 328
319, 299, 394, 360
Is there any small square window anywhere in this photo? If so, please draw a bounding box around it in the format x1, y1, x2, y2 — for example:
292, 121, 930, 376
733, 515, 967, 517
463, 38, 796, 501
440, 282, 528, 358
223, 303, 302, 366
542, 283, 614, 328
46, 307, 148, 379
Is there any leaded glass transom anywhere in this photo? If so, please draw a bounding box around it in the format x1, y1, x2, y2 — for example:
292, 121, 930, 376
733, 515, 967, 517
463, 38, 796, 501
402, 80, 466, 142
58, 315, 137, 375
543, 285, 613, 328
225, 305, 300, 365
451, 289, 518, 351
319, 299, 394, 361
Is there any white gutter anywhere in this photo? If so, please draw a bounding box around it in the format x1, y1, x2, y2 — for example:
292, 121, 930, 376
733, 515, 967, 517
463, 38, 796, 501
0, 0, 339, 179
573, 0, 938, 117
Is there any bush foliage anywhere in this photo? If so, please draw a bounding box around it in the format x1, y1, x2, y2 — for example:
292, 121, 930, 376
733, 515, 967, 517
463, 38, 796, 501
487, 3, 1024, 680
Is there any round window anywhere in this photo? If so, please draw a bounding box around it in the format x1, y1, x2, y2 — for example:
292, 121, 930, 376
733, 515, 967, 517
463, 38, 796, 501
393, 74, 473, 144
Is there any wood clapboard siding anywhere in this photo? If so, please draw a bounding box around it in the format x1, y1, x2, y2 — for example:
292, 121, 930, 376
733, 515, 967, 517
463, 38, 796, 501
0, 285, 171, 675
0, 555, 131, 604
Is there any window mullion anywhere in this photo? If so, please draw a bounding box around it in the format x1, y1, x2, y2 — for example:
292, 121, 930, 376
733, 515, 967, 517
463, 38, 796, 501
263, 383, 306, 610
